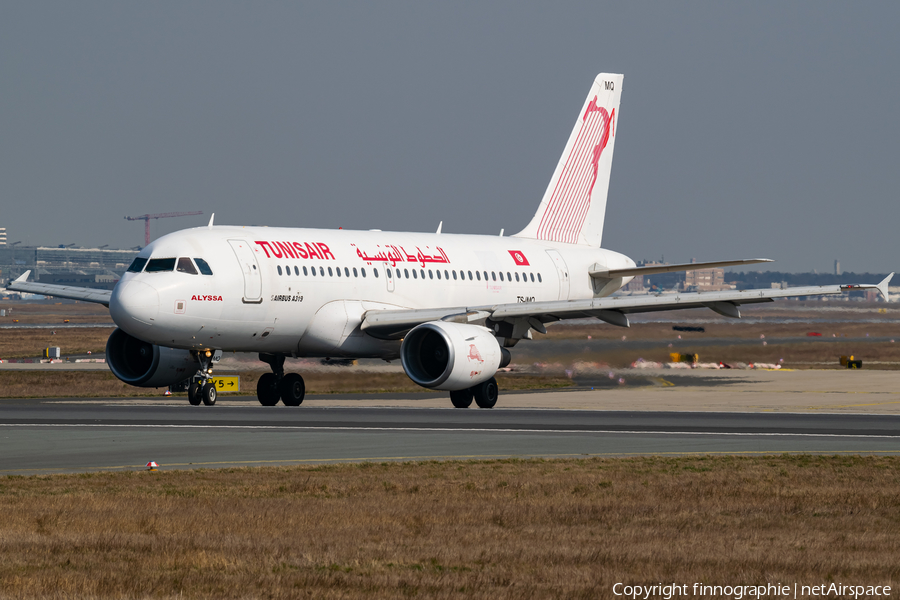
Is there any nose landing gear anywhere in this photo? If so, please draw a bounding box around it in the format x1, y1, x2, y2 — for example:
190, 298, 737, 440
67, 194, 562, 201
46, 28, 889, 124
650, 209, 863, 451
187, 350, 218, 406
257, 353, 306, 407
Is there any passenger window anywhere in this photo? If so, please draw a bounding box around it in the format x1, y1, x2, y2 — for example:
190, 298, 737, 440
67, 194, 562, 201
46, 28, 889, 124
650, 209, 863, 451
499, 272, 504, 282
476, 271, 481, 281
177, 258, 198, 274
311, 266, 316, 276
328, 267, 333, 277
444, 270, 449, 280
507, 272, 511, 281
336, 267, 341, 277
353, 268, 358, 277
362, 268, 367, 278
127, 257, 148, 273
344, 267, 350, 277
372, 269, 377, 278
483, 271, 488, 281
286, 265, 291, 275
428, 270, 433, 279
145, 258, 176, 272
303, 266, 308, 276
491, 272, 496, 281
404, 269, 409, 278
436, 270, 441, 280
319, 267, 324, 276
530, 273, 534, 282
387, 268, 392, 278
538, 273, 542, 282
467, 270, 473, 280
413, 270, 417, 279
277, 266, 283, 276
452, 271, 457, 280
515, 272, 520, 282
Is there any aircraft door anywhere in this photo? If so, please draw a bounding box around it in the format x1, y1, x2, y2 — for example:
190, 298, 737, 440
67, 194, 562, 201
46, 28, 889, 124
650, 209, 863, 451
385, 266, 395, 292
546, 250, 570, 300
228, 239, 263, 304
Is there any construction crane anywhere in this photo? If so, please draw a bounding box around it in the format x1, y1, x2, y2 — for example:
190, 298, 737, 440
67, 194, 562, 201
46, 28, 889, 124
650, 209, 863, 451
125, 211, 203, 246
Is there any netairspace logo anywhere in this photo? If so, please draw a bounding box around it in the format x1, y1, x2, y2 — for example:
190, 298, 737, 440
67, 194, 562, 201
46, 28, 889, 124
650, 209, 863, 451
612, 582, 892, 600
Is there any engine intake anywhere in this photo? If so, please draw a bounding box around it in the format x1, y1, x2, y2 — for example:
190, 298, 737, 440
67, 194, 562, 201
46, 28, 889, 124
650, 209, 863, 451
401, 322, 510, 391
106, 328, 199, 388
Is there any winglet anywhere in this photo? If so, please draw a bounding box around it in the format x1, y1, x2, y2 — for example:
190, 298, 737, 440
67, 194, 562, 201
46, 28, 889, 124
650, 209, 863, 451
878, 272, 893, 303
207, 213, 215, 228
436, 221, 442, 234
13, 270, 31, 283
842, 272, 893, 302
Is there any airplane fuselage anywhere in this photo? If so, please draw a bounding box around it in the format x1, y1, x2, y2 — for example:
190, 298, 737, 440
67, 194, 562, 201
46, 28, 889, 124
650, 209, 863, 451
110, 226, 636, 358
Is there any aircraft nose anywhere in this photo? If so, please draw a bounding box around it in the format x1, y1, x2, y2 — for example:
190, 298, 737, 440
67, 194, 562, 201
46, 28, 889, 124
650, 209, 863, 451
110, 280, 160, 335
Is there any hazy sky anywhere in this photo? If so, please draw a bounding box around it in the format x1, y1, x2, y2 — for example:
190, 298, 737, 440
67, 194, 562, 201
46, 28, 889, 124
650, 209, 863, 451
1, 2, 897, 273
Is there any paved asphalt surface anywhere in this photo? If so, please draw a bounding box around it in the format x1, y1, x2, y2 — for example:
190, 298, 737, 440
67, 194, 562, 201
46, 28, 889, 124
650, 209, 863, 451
1, 395, 899, 474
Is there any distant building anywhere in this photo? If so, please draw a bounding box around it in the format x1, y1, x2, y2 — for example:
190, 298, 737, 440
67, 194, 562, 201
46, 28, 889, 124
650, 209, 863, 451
622, 274, 645, 292
835, 260, 841, 276
0, 245, 137, 288
0, 228, 6, 246
684, 267, 733, 291
639, 260, 682, 291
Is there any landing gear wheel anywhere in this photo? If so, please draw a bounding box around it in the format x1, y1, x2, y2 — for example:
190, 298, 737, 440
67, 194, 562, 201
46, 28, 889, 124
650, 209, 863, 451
473, 377, 498, 409
449, 388, 473, 408
280, 373, 305, 407
201, 382, 217, 406
257, 372, 281, 406
188, 382, 201, 406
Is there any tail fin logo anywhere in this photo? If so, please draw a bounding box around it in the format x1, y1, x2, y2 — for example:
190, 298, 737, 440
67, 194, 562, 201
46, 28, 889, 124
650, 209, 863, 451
536, 97, 615, 244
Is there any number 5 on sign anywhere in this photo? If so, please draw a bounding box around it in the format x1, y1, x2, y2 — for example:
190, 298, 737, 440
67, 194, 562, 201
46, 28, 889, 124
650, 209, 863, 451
210, 376, 240, 392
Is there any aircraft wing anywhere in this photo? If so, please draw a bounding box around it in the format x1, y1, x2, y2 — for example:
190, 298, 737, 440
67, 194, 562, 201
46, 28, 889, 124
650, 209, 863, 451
5, 270, 113, 306
361, 274, 893, 340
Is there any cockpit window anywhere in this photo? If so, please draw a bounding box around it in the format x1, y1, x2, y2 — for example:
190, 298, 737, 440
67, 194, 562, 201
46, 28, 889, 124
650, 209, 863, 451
145, 258, 176, 272
127, 257, 148, 273
177, 257, 198, 274
194, 258, 213, 275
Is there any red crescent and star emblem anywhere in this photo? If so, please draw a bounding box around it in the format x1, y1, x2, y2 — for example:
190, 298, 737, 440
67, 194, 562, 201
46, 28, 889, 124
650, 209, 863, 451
508, 250, 530, 266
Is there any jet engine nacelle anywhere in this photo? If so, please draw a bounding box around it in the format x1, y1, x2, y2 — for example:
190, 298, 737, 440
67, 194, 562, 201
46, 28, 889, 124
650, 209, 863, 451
106, 328, 200, 388
400, 322, 510, 391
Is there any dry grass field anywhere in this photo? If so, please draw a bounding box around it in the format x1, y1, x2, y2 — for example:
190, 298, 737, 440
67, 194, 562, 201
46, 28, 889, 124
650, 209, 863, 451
0, 301, 112, 324
560, 341, 900, 370
0, 456, 898, 599
0, 327, 113, 360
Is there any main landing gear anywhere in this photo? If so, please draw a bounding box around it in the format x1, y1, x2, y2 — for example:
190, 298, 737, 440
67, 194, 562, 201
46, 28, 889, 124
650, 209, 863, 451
257, 353, 306, 407
449, 376, 499, 409
187, 350, 218, 406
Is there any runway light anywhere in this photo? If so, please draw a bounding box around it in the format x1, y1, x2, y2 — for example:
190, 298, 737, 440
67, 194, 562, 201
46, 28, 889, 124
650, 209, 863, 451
146, 461, 159, 471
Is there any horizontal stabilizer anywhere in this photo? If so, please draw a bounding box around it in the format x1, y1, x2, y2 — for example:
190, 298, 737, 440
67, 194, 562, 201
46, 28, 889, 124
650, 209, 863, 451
590, 258, 773, 279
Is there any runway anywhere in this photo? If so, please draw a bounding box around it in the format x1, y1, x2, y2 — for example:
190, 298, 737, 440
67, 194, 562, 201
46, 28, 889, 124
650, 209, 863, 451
2, 394, 899, 474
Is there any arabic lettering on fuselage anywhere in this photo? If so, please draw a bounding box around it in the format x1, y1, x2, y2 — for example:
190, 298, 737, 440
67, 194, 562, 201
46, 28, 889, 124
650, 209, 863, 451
351, 244, 450, 267
254, 241, 336, 261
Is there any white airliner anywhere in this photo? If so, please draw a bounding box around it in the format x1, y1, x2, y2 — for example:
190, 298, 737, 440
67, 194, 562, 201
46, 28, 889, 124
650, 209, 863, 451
9, 73, 892, 408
